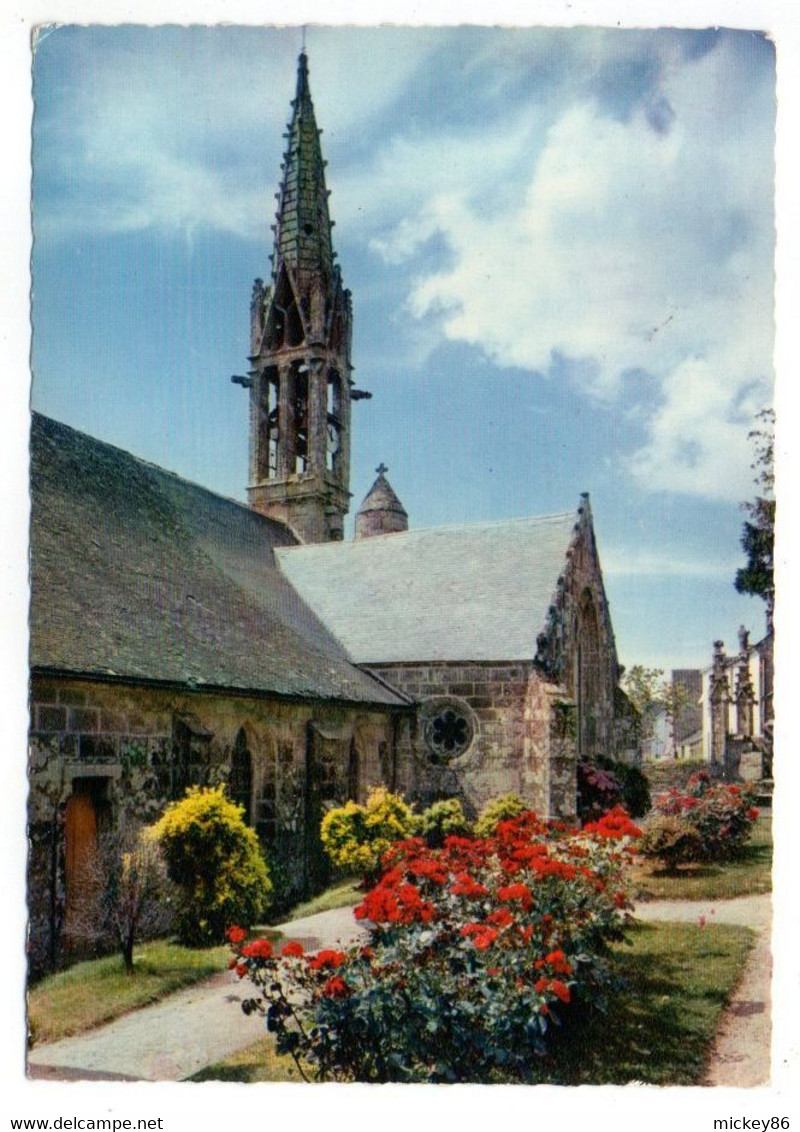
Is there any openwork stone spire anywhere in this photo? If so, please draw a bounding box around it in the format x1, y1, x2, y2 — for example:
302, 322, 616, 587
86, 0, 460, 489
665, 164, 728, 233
235, 52, 367, 544
273, 51, 335, 290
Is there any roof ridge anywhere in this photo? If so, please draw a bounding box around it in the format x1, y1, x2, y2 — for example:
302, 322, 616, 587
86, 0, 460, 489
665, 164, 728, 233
277, 508, 578, 552
376, 510, 577, 534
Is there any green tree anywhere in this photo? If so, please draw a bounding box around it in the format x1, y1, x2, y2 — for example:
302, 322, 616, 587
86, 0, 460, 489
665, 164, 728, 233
621, 666, 690, 752
734, 408, 775, 621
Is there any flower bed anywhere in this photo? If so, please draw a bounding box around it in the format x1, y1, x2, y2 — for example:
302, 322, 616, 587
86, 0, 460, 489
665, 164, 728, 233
228, 806, 641, 1083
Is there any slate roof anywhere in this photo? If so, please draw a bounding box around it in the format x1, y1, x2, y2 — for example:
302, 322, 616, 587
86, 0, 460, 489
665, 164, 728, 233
276, 512, 580, 663
29, 414, 406, 706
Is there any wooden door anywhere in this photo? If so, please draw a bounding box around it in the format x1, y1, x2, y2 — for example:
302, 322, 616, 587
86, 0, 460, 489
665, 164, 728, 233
64, 784, 98, 928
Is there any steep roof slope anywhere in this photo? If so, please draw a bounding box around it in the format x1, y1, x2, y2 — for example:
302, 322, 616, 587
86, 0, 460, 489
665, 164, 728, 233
276, 513, 579, 663
29, 414, 405, 706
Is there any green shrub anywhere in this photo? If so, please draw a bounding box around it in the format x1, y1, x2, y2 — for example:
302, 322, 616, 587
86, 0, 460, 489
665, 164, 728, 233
599, 757, 652, 818
151, 786, 271, 946
638, 814, 704, 868
320, 787, 419, 877
474, 793, 526, 837
420, 798, 472, 847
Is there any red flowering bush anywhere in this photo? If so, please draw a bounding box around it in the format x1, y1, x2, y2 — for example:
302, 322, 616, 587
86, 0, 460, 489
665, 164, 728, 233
640, 771, 759, 864
229, 806, 642, 1083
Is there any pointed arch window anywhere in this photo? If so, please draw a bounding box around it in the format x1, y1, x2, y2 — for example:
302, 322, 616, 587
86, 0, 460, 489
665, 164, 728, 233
327, 369, 342, 473
294, 362, 309, 473
347, 738, 360, 802
269, 267, 305, 350
576, 591, 601, 756
230, 728, 253, 825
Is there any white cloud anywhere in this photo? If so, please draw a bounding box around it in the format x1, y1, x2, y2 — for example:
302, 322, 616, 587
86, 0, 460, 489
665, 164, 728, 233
34, 27, 440, 242
626, 352, 770, 501
370, 35, 775, 501
339, 107, 542, 233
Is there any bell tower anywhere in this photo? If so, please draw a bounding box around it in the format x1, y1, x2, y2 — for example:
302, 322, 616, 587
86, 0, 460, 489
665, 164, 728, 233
234, 52, 368, 542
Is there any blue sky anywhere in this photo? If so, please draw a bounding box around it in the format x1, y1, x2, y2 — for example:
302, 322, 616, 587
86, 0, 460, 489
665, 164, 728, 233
30, 25, 776, 673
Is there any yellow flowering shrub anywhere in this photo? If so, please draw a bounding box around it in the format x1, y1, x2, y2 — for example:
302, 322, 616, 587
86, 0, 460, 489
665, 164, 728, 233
320, 787, 419, 877
151, 785, 271, 945
474, 793, 527, 837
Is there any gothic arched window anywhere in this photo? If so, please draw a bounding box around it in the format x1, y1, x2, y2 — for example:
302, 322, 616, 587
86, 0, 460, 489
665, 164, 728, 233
347, 738, 360, 801
230, 728, 253, 825
576, 591, 602, 756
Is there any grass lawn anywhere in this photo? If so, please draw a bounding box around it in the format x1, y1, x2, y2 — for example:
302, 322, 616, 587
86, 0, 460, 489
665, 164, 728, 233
631, 813, 772, 902
263, 877, 362, 926
28, 932, 281, 1048
191, 1040, 305, 1083
546, 922, 755, 1085
192, 920, 754, 1085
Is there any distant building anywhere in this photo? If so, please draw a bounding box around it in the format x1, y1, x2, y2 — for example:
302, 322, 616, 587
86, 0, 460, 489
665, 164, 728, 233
700, 625, 773, 781
671, 668, 703, 761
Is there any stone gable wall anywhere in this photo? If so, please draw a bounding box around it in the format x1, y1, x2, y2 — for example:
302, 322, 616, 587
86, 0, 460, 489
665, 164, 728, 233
534, 503, 619, 760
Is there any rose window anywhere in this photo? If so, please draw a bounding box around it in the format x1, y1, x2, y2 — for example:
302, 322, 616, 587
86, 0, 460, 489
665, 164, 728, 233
424, 705, 474, 763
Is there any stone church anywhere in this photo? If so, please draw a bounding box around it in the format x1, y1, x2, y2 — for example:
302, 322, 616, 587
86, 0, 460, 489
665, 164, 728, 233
28, 52, 623, 969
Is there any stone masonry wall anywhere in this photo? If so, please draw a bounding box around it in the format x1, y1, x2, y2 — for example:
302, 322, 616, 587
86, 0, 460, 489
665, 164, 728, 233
28, 675, 402, 973
370, 661, 577, 820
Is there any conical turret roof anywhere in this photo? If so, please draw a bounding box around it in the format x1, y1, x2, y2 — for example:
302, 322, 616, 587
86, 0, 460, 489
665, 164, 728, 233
355, 465, 409, 539
358, 469, 407, 515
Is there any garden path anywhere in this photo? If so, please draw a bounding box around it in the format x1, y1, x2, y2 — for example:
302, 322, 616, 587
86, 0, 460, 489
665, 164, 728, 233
27, 905, 368, 1082
26, 895, 770, 1084
634, 892, 772, 1086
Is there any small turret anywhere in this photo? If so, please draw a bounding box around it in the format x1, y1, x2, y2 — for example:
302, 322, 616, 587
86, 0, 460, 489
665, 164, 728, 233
355, 464, 408, 539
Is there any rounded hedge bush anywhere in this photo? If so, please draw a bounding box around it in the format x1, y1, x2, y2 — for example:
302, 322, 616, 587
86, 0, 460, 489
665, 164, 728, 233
474, 793, 527, 837
638, 813, 703, 868
420, 798, 472, 847
320, 787, 419, 877
152, 785, 272, 946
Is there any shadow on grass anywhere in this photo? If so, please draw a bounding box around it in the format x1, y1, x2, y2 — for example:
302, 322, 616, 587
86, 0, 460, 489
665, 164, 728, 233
541, 923, 754, 1086
647, 841, 773, 882
191, 1065, 253, 1083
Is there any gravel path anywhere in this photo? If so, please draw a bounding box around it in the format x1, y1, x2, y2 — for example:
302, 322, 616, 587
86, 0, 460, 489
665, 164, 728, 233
27, 894, 771, 1083
634, 891, 772, 929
